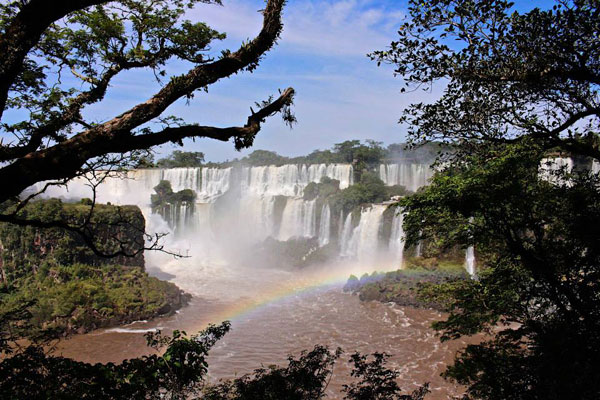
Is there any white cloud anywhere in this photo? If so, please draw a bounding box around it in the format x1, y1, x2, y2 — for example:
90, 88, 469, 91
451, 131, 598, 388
148, 0, 429, 161
189, 0, 405, 57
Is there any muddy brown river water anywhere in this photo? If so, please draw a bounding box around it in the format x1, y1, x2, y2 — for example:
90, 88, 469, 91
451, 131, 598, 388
55, 262, 471, 399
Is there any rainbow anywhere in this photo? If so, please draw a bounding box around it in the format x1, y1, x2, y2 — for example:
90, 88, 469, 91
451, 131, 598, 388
194, 262, 392, 330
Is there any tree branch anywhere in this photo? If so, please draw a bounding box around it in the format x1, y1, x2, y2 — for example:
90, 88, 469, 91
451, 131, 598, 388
0, 0, 109, 120
0, 87, 294, 203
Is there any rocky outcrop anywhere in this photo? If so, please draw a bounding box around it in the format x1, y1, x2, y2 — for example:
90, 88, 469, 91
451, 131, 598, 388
344, 265, 468, 311
0, 199, 189, 337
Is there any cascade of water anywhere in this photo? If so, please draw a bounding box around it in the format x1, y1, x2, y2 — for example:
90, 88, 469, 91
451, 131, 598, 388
161, 168, 201, 192
303, 200, 317, 238
379, 164, 433, 192
388, 210, 405, 267
199, 168, 231, 201
592, 160, 600, 175
465, 246, 476, 277
239, 195, 277, 240
337, 210, 345, 240
318, 204, 331, 247
341, 205, 386, 263
22, 163, 358, 266
414, 240, 422, 258
339, 213, 354, 254
241, 164, 354, 197
242, 165, 300, 197
278, 199, 317, 241
25, 169, 163, 208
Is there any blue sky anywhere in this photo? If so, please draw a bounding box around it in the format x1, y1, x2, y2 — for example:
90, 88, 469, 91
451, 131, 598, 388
4, 0, 554, 163
87, 0, 429, 162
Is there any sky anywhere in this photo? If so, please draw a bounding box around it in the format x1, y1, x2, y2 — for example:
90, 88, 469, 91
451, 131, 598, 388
90, 0, 430, 162
3, 0, 554, 163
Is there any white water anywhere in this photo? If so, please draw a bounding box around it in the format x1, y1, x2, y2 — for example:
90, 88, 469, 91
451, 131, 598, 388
341, 205, 386, 263
379, 164, 433, 192
278, 198, 317, 241
161, 168, 201, 192
465, 246, 476, 277
241, 164, 353, 197
200, 167, 231, 200
22, 161, 447, 271
318, 204, 331, 247
389, 210, 405, 268
339, 213, 354, 256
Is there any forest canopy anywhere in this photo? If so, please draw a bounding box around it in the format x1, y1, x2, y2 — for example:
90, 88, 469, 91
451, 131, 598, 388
371, 0, 600, 398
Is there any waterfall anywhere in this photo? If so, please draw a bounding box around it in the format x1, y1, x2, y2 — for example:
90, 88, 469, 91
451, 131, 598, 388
161, 168, 201, 192
388, 210, 405, 268
21, 162, 377, 266
414, 240, 422, 258
318, 204, 331, 247
337, 210, 344, 241
341, 205, 386, 263
592, 160, 600, 175
242, 164, 353, 197
278, 199, 317, 241
339, 213, 354, 255
199, 167, 231, 201
465, 246, 476, 277
239, 195, 277, 240
379, 164, 433, 192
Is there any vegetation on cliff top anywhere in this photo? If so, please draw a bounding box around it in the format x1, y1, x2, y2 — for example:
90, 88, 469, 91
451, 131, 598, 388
1, 263, 188, 337
303, 173, 410, 217
142, 140, 444, 170
0, 199, 187, 337
0, 199, 146, 280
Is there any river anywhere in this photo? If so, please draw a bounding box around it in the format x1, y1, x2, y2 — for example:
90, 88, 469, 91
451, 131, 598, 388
55, 258, 470, 399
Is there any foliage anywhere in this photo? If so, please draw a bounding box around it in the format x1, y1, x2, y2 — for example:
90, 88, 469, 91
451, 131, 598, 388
343, 352, 430, 400
204, 345, 429, 400
330, 172, 388, 214
344, 266, 467, 309
371, 0, 600, 160
0, 0, 294, 233
203, 345, 342, 400
151, 180, 196, 209
0, 322, 231, 400
0, 326, 428, 400
131, 151, 157, 169
334, 139, 386, 166
0, 199, 145, 280
157, 151, 205, 168
234, 139, 411, 168
0, 199, 185, 337
242, 149, 289, 166
303, 176, 341, 201
375, 1, 600, 398
401, 141, 600, 398
0, 263, 187, 337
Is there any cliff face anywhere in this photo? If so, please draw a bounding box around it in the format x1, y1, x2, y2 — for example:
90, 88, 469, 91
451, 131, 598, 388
0, 199, 189, 336
0, 199, 145, 284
